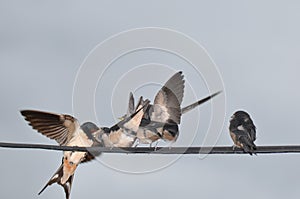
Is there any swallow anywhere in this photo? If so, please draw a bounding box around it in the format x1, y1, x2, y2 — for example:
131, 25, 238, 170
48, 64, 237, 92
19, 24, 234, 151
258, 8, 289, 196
20, 110, 102, 199
20, 104, 148, 198
139, 71, 184, 146
120, 71, 184, 147
229, 110, 257, 155
121, 72, 221, 147
93, 99, 150, 148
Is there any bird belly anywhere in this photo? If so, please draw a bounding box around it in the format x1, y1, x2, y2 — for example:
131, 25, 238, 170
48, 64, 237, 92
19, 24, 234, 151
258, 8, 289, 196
61, 130, 93, 184
230, 131, 242, 148
115, 133, 135, 147
61, 151, 87, 184
67, 130, 93, 147
109, 130, 135, 147
162, 130, 177, 142
137, 128, 160, 144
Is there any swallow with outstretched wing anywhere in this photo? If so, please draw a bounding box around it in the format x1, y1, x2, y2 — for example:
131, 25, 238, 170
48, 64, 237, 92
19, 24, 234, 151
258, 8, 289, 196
126, 71, 185, 146
121, 72, 221, 147
20, 110, 101, 199
21, 103, 149, 198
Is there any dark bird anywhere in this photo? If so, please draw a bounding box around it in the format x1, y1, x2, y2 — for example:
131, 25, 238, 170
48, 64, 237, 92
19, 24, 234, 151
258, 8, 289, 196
20, 105, 148, 198
229, 110, 257, 155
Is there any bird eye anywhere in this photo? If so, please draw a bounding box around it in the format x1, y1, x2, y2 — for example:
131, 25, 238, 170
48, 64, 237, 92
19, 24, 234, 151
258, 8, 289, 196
69, 161, 74, 165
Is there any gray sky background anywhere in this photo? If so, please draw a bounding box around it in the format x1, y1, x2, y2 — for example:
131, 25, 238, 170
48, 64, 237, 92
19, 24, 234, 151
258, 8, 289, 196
1, 1, 300, 199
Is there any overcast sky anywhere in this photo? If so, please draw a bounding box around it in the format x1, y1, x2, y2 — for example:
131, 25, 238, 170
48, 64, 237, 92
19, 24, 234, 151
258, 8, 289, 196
1, 1, 300, 199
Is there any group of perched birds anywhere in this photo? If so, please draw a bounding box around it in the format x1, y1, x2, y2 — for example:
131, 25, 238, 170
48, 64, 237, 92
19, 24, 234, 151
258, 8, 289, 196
20, 71, 257, 199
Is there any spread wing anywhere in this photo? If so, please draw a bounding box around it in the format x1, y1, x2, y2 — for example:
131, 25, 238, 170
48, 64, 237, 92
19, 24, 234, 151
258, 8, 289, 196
20, 110, 80, 146
151, 71, 185, 124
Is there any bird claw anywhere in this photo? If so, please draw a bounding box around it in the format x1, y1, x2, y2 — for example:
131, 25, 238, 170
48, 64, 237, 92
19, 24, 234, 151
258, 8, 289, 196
153, 141, 160, 151
154, 144, 159, 151
167, 141, 175, 150
148, 142, 159, 151
133, 139, 140, 148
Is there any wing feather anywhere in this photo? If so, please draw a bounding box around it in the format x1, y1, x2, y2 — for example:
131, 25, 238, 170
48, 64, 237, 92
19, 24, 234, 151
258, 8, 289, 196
20, 110, 80, 145
152, 71, 185, 124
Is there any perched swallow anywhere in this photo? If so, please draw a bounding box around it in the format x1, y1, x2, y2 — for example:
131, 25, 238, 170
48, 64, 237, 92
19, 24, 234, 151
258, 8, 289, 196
138, 71, 184, 146
121, 71, 185, 146
20, 110, 101, 199
93, 99, 150, 148
229, 110, 257, 155
121, 72, 221, 147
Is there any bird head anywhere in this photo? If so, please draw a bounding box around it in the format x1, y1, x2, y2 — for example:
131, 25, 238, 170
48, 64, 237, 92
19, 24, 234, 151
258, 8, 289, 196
81, 122, 100, 134
232, 110, 251, 122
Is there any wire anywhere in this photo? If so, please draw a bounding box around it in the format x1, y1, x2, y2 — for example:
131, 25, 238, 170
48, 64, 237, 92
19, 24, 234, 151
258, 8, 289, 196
1, 142, 300, 154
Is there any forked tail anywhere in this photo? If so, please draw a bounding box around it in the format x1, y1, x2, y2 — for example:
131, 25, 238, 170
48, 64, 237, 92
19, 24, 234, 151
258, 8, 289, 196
181, 91, 222, 114
38, 163, 74, 199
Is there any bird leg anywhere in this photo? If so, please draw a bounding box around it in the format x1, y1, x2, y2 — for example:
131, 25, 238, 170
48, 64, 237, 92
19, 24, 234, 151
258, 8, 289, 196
154, 141, 159, 151
232, 145, 238, 151
133, 139, 140, 148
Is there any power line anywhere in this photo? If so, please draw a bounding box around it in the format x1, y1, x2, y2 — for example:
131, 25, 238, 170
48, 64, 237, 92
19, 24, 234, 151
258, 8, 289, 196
1, 142, 300, 154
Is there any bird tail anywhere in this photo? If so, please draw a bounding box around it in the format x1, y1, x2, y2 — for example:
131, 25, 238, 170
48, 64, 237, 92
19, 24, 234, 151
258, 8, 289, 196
239, 136, 257, 156
181, 91, 222, 114
38, 162, 74, 199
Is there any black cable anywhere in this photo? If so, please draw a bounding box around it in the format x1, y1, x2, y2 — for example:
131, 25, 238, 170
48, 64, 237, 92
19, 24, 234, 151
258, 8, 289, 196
1, 142, 300, 154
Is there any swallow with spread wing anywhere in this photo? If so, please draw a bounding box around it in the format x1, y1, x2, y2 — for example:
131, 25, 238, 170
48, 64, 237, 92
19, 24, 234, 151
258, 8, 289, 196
20, 110, 101, 199
20, 104, 148, 199
229, 110, 257, 155
126, 71, 185, 146
121, 71, 221, 147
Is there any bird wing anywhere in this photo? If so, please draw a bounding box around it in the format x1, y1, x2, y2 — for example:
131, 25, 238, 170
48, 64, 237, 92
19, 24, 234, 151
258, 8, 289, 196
249, 128, 256, 142
245, 121, 256, 142
152, 71, 185, 124
127, 92, 135, 116
238, 122, 256, 142
163, 71, 185, 105
20, 110, 80, 146
234, 129, 256, 148
110, 100, 150, 132
81, 153, 96, 163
